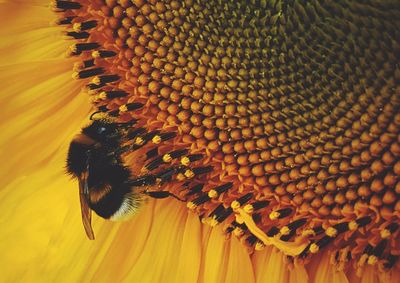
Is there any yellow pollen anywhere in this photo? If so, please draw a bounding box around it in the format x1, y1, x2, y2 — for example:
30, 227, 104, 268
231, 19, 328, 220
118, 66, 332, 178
358, 254, 369, 267
233, 227, 244, 236
209, 218, 218, 227
184, 169, 194, 178
243, 204, 254, 214
187, 202, 196, 209
280, 226, 291, 236
162, 154, 172, 162
208, 190, 218, 198
348, 221, 358, 231
69, 44, 77, 53
301, 229, 316, 237
119, 104, 128, 112
71, 72, 80, 80
230, 200, 241, 211
176, 173, 186, 181
180, 156, 190, 166
325, 227, 338, 237
134, 137, 144, 145
91, 76, 101, 85
97, 92, 107, 100
152, 135, 161, 144
255, 241, 265, 251
356, 254, 369, 277
269, 211, 280, 220
309, 243, 319, 253
367, 255, 378, 265
72, 23, 82, 32
92, 51, 100, 58
72, 62, 83, 72
380, 229, 391, 239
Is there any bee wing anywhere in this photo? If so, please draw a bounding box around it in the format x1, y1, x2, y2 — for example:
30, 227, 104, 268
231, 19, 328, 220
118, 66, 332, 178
78, 172, 95, 240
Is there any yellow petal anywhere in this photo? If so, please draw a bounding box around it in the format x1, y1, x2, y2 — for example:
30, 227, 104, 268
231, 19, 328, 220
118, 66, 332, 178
253, 247, 289, 283
307, 251, 348, 283
224, 236, 255, 283
200, 227, 230, 283
252, 246, 274, 283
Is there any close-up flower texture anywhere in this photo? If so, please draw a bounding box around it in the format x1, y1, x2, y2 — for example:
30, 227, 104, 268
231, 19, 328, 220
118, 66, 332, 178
1, 0, 399, 282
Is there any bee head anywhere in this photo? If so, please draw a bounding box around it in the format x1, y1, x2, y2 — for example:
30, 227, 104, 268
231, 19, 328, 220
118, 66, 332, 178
81, 120, 121, 145
66, 120, 122, 177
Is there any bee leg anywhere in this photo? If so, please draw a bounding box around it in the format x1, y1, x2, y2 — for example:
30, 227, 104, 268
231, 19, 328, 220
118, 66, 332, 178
128, 167, 184, 187
127, 175, 157, 186
145, 190, 185, 202
155, 167, 183, 183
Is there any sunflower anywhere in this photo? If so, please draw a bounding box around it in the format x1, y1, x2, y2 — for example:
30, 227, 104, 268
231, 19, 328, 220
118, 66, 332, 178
1, 0, 399, 282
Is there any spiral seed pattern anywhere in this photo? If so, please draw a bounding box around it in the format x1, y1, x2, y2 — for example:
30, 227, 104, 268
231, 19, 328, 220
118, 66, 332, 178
55, 0, 400, 270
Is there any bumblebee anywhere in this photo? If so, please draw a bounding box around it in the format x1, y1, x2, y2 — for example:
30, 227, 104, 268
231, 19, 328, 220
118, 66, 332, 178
66, 117, 183, 239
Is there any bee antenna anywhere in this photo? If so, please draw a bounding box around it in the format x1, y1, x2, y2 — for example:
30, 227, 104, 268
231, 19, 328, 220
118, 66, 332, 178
145, 190, 186, 202
113, 120, 138, 127
89, 111, 103, 120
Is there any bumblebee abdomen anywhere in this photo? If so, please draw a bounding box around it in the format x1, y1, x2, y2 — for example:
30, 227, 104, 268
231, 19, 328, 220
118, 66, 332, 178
87, 159, 130, 187
89, 182, 141, 220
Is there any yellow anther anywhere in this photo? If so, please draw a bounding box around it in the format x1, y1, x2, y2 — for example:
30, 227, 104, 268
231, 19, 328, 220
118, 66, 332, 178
209, 217, 218, 227
69, 44, 77, 53
87, 89, 97, 96
358, 254, 368, 267
233, 227, 244, 236
150, 135, 160, 144
280, 226, 290, 236
380, 229, 391, 239
356, 254, 368, 276
184, 169, 194, 178
119, 104, 128, 112
310, 243, 319, 253
162, 154, 172, 162
326, 227, 338, 237
208, 189, 218, 198
73, 62, 83, 71
243, 204, 254, 214
92, 50, 100, 58
187, 202, 196, 209
269, 211, 280, 220
235, 214, 244, 224
97, 92, 107, 100
134, 137, 144, 145
181, 156, 190, 166
367, 255, 378, 265
176, 173, 186, 181
91, 76, 101, 85
301, 229, 316, 237
255, 241, 266, 251
72, 72, 80, 80
348, 221, 358, 231
72, 23, 82, 32
230, 200, 241, 210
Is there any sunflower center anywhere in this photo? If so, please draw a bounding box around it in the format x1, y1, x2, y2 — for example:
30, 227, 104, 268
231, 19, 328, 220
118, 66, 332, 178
55, 0, 400, 271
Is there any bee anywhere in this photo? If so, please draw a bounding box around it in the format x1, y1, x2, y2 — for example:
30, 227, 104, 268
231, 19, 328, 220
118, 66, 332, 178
66, 115, 183, 239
